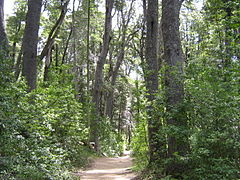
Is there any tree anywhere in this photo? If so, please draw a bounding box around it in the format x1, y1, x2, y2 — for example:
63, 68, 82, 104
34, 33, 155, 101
40, 0, 70, 61
6, 0, 27, 80
0, 0, 8, 54
204, 0, 240, 65
91, 0, 114, 152
22, 0, 43, 91
105, 0, 135, 121
40, 0, 70, 81
162, 0, 189, 176
145, 0, 166, 166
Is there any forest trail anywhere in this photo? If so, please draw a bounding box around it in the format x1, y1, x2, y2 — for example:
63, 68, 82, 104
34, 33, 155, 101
79, 151, 137, 180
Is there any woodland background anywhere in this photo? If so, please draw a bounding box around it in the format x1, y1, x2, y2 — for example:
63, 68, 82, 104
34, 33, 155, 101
0, 0, 239, 179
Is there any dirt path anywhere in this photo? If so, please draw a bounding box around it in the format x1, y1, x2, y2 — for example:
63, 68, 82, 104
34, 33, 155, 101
79, 152, 137, 180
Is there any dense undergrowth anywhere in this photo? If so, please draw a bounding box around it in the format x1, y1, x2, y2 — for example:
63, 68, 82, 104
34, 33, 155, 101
0, 60, 101, 179
0, 55, 128, 179
131, 58, 240, 179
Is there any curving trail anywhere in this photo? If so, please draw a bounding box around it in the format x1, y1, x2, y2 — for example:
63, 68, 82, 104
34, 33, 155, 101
79, 152, 137, 180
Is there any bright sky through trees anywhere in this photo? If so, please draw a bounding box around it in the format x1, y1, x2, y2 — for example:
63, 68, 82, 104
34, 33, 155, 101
4, 0, 14, 16
4, 0, 203, 18
4, 0, 79, 17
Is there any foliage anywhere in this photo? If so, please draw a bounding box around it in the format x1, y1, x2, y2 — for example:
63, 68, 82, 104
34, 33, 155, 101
184, 59, 240, 179
2, 0, 240, 179
0, 62, 93, 179
131, 80, 149, 171
99, 117, 125, 156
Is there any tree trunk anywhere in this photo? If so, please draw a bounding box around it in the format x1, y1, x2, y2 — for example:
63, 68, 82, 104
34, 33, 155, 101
91, 0, 114, 152
145, 0, 166, 165
22, 0, 42, 91
43, 45, 53, 82
40, 0, 70, 61
61, 28, 72, 66
86, 0, 91, 92
162, 0, 189, 176
0, 0, 8, 54
105, 24, 126, 120
140, 0, 147, 76
14, 48, 23, 80
223, 0, 232, 66
105, 0, 135, 120
12, 18, 22, 64
55, 44, 59, 67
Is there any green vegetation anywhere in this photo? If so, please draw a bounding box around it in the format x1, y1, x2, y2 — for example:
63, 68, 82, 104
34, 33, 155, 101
0, 0, 239, 179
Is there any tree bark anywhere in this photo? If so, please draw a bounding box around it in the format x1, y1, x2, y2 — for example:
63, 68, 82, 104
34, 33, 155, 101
86, 0, 91, 92
12, 18, 22, 64
40, 0, 70, 61
145, 0, 166, 165
162, 0, 189, 176
22, 0, 42, 91
105, 0, 135, 120
0, 0, 8, 54
61, 28, 72, 65
223, 0, 232, 66
91, 0, 114, 152
14, 47, 23, 80
138, 0, 147, 81
43, 45, 53, 81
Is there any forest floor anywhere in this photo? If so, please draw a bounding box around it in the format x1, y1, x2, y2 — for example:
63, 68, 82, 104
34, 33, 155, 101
78, 151, 137, 180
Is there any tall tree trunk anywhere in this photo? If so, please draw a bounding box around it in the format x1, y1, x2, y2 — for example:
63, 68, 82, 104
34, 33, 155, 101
105, 0, 135, 120
145, 0, 165, 165
86, 0, 91, 92
105, 44, 125, 119
90, 0, 114, 152
40, 0, 70, 61
14, 48, 23, 80
139, 0, 147, 80
61, 28, 72, 66
22, 0, 42, 91
162, 0, 189, 176
12, 19, 22, 64
0, 0, 8, 55
223, 0, 232, 66
43, 45, 53, 82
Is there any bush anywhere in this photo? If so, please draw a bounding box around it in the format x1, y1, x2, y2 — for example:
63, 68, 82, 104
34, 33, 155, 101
0, 77, 92, 179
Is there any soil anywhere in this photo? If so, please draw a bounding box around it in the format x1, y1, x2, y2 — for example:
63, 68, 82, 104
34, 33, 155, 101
78, 152, 137, 180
